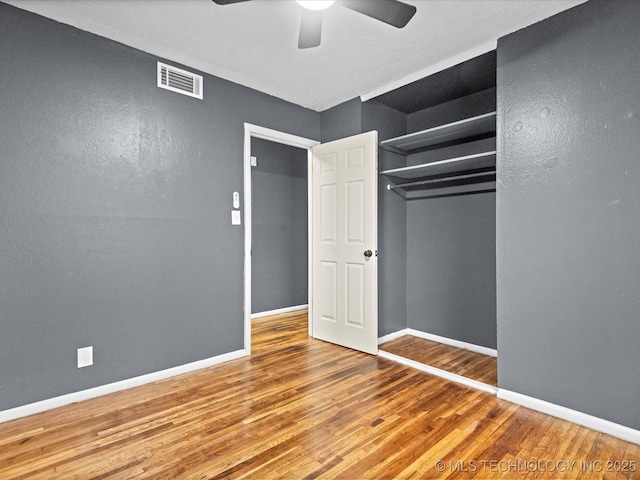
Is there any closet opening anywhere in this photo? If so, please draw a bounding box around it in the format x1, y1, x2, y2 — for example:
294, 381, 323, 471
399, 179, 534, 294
371, 51, 498, 392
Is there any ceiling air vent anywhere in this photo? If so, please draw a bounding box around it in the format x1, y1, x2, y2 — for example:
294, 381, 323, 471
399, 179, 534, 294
157, 62, 203, 100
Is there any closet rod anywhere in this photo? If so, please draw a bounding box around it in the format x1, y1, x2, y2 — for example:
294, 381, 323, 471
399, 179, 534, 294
387, 170, 495, 190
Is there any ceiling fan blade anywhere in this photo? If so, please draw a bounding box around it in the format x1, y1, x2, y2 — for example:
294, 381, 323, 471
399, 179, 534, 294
339, 0, 416, 28
298, 9, 323, 49
211, 0, 253, 5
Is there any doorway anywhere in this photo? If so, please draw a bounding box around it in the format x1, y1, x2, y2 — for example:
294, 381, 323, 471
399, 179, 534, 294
242, 124, 319, 354
243, 125, 379, 356
250, 137, 308, 316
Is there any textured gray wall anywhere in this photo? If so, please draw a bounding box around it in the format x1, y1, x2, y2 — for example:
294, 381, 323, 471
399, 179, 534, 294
0, 3, 320, 411
250, 138, 308, 313
320, 98, 363, 143
404, 93, 497, 349
497, 0, 640, 429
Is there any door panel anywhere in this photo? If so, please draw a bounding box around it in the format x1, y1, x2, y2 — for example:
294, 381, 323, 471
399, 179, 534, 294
320, 184, 337, 243
320, 261, 337, 323
346, 262, 365, 327
311, 131, 378, 355
346, 180, 365, 244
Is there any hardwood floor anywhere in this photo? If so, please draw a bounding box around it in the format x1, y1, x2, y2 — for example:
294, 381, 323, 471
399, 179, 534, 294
0, 310, 638, 479
380, 335, 498, 387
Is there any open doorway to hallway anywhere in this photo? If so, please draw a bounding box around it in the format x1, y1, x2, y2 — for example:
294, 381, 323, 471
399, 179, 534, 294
250, 138, 309, 319
242, 123, 319, 354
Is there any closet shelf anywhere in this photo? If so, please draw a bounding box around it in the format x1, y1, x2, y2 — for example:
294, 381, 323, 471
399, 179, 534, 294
381, 151, 496, 180
380, 111, 496, 154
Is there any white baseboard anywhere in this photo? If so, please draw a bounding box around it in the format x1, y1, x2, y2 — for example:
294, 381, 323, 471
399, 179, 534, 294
0, 349, 247, 424
378, 329, 409, 345
251, 304, 308, 319
407, 328, 497, 357
498, 389, 640, 446
378, 350, 498, 395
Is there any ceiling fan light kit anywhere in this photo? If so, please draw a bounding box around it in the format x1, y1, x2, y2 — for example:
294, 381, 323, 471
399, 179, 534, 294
211, 0, 416, 49
296, 0, 335, 11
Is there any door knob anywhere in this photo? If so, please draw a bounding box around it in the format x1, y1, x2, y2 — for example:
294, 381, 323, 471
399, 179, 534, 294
364, 250, 373, 257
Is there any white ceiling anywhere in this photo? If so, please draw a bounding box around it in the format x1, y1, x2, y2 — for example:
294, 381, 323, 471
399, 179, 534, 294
5, 0, 586, 111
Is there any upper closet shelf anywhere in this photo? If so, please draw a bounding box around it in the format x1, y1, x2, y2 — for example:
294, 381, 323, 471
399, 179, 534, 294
380, 111, 496, 154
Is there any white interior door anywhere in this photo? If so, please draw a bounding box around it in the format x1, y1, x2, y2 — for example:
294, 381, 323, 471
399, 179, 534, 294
311, 131, 378, 355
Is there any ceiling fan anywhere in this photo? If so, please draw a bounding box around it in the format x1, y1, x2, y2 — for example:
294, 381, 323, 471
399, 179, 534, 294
211, 0, 417, 49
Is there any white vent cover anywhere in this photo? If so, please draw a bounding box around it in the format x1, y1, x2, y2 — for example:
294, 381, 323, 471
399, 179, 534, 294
157, 62, 203, 100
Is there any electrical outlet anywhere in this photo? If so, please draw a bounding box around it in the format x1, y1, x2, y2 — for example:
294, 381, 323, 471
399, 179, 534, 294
77, 346, 93, 368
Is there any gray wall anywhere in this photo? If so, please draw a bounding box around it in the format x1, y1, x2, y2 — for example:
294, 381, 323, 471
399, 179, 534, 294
320, 98, 362, 143
405, 92, 497, 349
250, 138, 308, 313
0, 3, 319, 411
497, 0, 640, 429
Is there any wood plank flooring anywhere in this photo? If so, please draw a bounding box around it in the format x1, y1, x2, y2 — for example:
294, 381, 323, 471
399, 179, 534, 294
0, 310, 638, 479
380, 335, 498, 387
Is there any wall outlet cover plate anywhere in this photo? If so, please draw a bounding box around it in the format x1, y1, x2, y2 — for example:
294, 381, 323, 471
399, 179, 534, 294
77, 346, 93, 368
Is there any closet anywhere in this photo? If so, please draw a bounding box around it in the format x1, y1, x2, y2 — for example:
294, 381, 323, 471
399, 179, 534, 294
371, 51, 498, 389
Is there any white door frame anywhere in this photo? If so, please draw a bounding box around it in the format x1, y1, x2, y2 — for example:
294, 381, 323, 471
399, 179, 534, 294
243, 123, 320, 354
